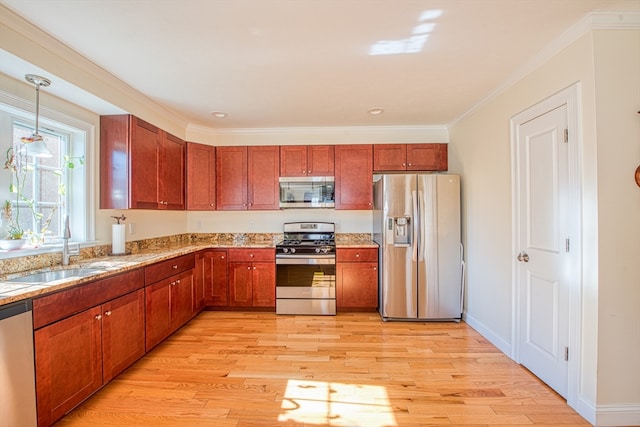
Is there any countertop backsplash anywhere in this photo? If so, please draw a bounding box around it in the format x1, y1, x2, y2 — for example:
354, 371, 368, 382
0, 232, 375, 276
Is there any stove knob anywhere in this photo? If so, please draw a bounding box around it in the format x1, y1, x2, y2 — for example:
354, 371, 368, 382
290, 248, 296, 254
321, 247, 329, 254
315, 247, 321, 254
283, 247, 289, 254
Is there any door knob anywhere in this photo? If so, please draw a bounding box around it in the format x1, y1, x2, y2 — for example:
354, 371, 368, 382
517, 252, 530, 262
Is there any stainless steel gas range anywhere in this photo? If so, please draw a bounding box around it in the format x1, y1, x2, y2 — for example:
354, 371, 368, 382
275, 222, 336, 315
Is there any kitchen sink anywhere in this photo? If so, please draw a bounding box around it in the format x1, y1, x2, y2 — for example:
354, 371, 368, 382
6, 268, 105, 284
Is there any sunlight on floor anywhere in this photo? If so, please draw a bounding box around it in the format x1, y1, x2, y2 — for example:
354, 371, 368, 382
278, 379, 397, 426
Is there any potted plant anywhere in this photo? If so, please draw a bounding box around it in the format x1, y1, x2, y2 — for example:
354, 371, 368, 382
2, 146, 83, 249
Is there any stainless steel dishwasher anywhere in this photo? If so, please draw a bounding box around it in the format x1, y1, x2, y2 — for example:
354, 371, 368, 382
0, 299, 37, 426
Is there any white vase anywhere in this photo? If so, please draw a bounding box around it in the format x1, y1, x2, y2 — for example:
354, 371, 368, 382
0, 239, 26, 250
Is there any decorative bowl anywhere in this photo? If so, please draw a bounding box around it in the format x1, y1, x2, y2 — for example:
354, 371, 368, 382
0, 239, 26, 250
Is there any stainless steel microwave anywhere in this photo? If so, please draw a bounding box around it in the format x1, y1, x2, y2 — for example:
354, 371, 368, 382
279, 176, 335, 208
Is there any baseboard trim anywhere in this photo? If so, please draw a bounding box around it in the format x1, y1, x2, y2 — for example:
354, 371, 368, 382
462, 312, 511, 356
595, 404, 640, 426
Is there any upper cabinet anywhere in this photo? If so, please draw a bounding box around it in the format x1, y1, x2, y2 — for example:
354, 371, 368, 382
100, 115, 185, 210
373, 143, 448, 171
216, 146, 280, 210
334, 144, 373, 210
280, 145, 335, 177
186, 142, 216, 210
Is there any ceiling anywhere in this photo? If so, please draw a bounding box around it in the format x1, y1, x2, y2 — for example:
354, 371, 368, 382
1, 0, 639, 129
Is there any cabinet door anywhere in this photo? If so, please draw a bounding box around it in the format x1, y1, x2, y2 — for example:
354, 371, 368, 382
307, 145, 335, 176
248, 146, 280, 210
203, 250, 228, 306
216, 146, 248, 210
160, 131, 185, 209
145, 279, 172, 351
373, 144, 406, 171
228, 262, 253, 306
102, 289, 145, 382
334, 144, 373, 210
130, 117, 161, 209
280, 145, 308, 177
187, 142, 216, 210
252, 262, 276, 307
406, 143, 448, 171
171, 269, 195, 331
337, 262, 378, 309
35, 307, 102, 427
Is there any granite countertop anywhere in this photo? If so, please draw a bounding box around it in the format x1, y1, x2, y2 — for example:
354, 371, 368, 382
0, 239, 378, 307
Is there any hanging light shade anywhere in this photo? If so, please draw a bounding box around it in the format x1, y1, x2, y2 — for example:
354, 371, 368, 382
20, 74, 53, 158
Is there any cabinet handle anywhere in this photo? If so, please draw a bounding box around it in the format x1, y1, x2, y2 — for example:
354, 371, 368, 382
172, 265, 178, 269
104, 310, 112, 316
95, 314, 102, 320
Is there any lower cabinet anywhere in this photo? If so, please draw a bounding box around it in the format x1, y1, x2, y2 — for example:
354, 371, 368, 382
197, 249, 228, 306
145, 268, 194, 351
34, 287, 145, 427
336, 248, 379, 310
228, 248, 276, 307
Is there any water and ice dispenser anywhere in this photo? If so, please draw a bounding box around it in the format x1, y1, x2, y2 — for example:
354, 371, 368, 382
387, 216, 412, 246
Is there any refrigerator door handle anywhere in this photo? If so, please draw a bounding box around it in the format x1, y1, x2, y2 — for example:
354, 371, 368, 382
418, 190, 426, 261
411, 190, 419, 262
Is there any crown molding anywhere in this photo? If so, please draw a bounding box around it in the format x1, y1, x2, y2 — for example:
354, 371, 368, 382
450, 11, 640, 127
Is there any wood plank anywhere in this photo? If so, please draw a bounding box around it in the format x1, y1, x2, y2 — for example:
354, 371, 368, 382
56, 312, 589, 426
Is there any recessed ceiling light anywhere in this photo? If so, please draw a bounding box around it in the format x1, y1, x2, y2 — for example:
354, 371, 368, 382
368, 108, 384, 115
211, 111, 228, 118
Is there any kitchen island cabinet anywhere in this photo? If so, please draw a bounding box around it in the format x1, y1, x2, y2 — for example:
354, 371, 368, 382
280, 145, 334, 177
228, 248, 276, 307
373, 143, 448, 171
33, 269, 145, 427
336, 248, 378, 310
334, 144, 373, 210
216, 146, 280, 210
100, 114, 185, 210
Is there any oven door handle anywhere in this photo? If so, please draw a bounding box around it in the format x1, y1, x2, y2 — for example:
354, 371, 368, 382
276, 256, 336, 265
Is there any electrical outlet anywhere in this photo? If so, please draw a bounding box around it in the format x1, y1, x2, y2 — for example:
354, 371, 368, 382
196, 220, 202, 230
128, 223, 136, 234
248, 221, 256, 230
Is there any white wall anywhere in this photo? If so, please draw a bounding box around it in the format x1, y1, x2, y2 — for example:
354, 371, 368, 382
592, 30, 640, 410
451, 28, 640, 424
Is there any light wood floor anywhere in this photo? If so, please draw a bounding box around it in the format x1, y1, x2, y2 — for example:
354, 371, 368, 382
56, 311, 589, 427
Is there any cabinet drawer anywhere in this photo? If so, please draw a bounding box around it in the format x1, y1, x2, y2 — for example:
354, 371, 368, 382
228, 248, 275, 262
145, 254, 195, 285
33, 269, 144, 330
337, 248, 378, 262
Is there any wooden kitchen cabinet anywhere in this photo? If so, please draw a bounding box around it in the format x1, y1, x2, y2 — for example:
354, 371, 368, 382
217, 146, 280, 210
280, 145, 334, 176
196, 249, 228, 306
336, 248, 378, 310
228, 248, 276, 307
334, 144, 373, 210
145, 254, 196, 350
100, 114, 185, 210
33, 269, 145, 427
186, 142, 216, 210
373, 143, 448, 171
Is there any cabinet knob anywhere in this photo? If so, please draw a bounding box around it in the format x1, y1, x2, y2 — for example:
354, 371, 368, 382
355, 254, 360, 257
210, 203, 215, 207
373, 267, 377, 271
402, 163, 406, 167
221, 255, 225, 259
250, 254, 254, 257
176, 279, 181, 284
408, 163, 412, 167
104, 310, 112, 316
253, 266, 257, 270
172, 265, 178, 269
95, 314, 102, 320
171, 281, 176, 286
247, 266, 251, 270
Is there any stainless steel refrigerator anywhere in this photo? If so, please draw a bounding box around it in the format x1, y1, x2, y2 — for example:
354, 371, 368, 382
373, 174, 463, 321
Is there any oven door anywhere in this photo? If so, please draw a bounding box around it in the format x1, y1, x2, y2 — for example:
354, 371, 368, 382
276, 256, 336, 299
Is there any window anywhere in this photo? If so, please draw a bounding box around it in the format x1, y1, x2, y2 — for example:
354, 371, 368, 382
1, 97, 91, 251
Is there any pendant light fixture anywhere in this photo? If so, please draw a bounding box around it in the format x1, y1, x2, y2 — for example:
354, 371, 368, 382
20, 74, 53, 158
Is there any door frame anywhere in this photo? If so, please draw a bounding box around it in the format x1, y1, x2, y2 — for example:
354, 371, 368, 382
510, 83, 582, 409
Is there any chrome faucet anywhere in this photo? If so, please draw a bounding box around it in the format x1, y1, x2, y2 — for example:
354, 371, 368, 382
62, 215, 79, 266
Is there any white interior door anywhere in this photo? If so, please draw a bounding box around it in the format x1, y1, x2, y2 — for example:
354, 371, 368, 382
516, 104, 570, 398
